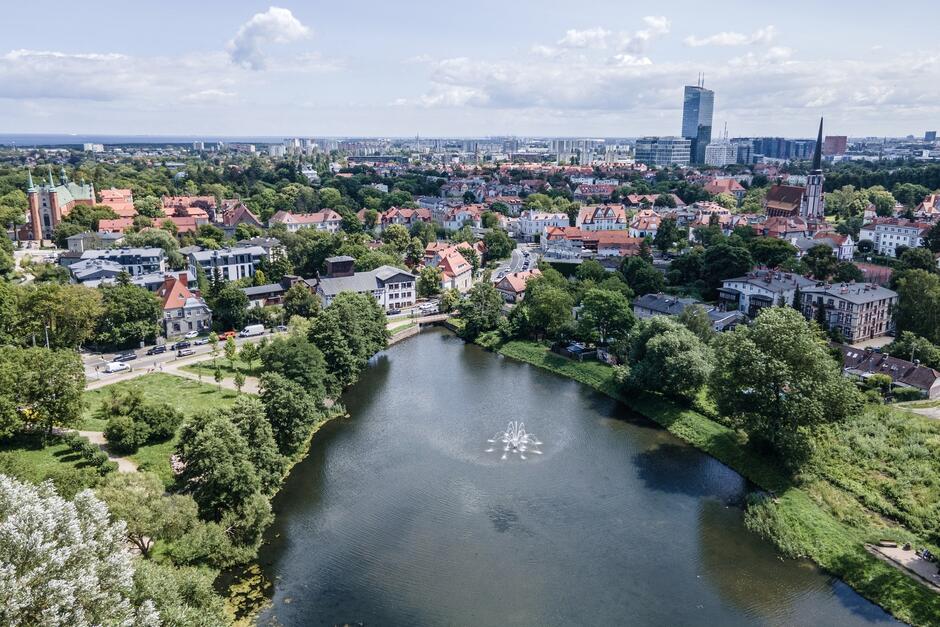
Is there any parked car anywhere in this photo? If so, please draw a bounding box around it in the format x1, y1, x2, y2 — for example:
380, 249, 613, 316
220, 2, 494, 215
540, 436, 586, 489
239, 324, 265, 337
177, 348, 195, 357
194, 337, 210, 345
184, 330, 199, 339
275, 325, 288, 332
387, 308, 402, 315
104, 361, 130, 374
114, 353, 137, 362
171, 341, 191, 350
145, 345, 166, 356
218, 330, 237, 341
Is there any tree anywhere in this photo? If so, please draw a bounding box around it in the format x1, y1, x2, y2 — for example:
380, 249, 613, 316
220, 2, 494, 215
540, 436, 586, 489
259, 334, 328, 402
418, 266, 443, 298
283, 284, 319, 319
714, 192, 738, 210
213, 366, 223, 390
578, 289, 634, 344
123, 228, 185, 269
866, 186, 897, 216
233, 371, 246, 394
741, 186, 768, 213
460, 281, 504, 340
894, 270, 940, 345
382, 224, 411, 253
239, 342, 259, 370
95, 283, 162, 349
105, 414, 150, 453
653, 217, 680, 253
0, 347, 85, 436
833, 261, 864, 283
210, 284, 249, 331
134, 195, 163, 218
0, 475, 159, 626
96, 472, 199, 558
892, 182, 929, 208
748, 237, 798, 268
710, 307, 864, 469
620, 256, 665, 296
482, 228, 514, 260
228, 396, 286, 494
524, 282, 574, 339
626, 317, 713, 400
654, 193, 677, 208
440, 288, 461, 313
17, 283, 102, 349
224, 337, 238, 370
803, 245, 838, 280
576, 259, 607, 283
677, 304, 715, 343
259, 373, 321, 456
896, 247, 937, 274
888, 331, 940, 369
131, 561, 227, 627
702, 242, 753, 294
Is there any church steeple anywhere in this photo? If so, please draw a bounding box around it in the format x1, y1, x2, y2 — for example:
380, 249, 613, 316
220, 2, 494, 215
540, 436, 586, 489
26, 168, 34, 190
47, 166, 54, 187
812, 117, 823, 172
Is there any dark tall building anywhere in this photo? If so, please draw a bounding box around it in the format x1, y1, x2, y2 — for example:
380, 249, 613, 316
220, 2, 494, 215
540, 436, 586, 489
681, 80, 714, 164
926, 131, 937, 142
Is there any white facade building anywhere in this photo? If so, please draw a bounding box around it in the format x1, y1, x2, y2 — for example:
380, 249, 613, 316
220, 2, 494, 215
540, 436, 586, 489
858, 219, 930, 257
187, 246, 268, 282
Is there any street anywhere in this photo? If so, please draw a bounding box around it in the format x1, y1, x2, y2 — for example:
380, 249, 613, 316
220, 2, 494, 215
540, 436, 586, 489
492, 242, 540, 282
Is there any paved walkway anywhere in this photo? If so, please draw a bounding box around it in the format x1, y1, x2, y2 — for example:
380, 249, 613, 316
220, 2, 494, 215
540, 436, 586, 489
74, 430, 139, 473
164, 362, 261, 394
868, 544, 940, 593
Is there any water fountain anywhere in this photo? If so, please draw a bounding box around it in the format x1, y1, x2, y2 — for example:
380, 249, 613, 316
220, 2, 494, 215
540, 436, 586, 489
486, 421, 543, 460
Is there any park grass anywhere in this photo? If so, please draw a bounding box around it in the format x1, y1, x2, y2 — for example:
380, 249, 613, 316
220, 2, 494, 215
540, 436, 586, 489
0, 434, 102, 497
497, 340, 940, 626
81, 373, 239, 431
130, 437, 179, 486
389, 320, 417, 334
182, 358, 264, 379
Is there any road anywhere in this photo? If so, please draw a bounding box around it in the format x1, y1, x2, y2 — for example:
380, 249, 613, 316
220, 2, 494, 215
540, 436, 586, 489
492, 242, 540, 283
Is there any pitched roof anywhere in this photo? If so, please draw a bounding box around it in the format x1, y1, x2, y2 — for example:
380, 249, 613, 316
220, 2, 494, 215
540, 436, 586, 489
764, 185, 805, 211
155, 275, 194, 311
497, 269, 541, 294
836, 344, 940, 392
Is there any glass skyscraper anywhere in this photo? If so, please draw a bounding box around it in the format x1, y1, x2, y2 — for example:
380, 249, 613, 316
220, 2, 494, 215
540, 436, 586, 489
681, 85, 714, 164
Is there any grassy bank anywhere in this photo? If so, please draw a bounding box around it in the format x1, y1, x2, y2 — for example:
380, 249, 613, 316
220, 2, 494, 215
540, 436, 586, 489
498, 340, 940, 626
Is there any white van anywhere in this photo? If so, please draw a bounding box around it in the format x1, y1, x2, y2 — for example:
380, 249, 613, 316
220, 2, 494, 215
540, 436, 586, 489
239, 324, 265, 337
104, 361, 130, 374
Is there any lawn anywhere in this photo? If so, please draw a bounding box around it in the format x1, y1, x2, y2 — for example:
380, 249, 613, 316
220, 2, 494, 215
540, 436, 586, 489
82, 373, 239, 431
0, 434, 101, 497
182, 358, 263, 379
389, 320, 417, 334
497, 340, 940, 626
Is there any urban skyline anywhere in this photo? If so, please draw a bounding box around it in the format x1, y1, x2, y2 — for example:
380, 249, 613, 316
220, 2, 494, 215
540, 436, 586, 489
3, 1, 939, 137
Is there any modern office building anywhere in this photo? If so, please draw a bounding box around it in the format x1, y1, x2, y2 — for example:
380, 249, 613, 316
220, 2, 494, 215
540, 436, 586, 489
704, 140, 737, 166
823, 135, 848, 155
681, 80, 714, 164
926, 131, 937, 142
634, 136, 691, 167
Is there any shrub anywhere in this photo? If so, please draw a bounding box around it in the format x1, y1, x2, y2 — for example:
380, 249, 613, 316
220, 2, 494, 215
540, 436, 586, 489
99, 461, 119, 475
892, 387, 924, 403
79, 441, 100, 460
104, 416, 149, 454
131, 402, 183, 442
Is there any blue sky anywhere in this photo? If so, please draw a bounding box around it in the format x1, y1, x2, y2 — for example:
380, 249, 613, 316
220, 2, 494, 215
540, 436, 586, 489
3, 1, 937, 137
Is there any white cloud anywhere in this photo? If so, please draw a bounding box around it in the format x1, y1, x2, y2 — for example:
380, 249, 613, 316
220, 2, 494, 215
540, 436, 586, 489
181, 89, 236, 103
227, 6, 310, 70
684, 25, 776, 47
558, 28, 611, 49
619, 15, 671, 54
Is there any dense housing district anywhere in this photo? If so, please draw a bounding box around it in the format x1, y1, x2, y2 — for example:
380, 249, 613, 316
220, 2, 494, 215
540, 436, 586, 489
3, 108, 940, 624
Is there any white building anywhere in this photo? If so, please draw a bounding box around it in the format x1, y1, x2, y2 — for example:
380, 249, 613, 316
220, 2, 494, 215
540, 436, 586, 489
187, 246, 268, 282
576, 205, 628, 231
858, 218, 931, 257
704, 140, 737, 167
77, 247, 165, 276
269, 209, 343, 233
516, 210, 568, 239
317, 257, 416, 311
719, 269, 817, 318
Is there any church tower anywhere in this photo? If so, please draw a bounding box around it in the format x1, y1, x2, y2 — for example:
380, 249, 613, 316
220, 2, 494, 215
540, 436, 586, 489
800, 118, 825, 221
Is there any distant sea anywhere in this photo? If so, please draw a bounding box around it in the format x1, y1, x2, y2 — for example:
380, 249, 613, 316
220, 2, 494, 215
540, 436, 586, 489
0, 134, 288, 147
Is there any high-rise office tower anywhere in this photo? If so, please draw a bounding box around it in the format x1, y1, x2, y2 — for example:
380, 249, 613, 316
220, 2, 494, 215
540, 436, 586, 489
681, 76, 714, 164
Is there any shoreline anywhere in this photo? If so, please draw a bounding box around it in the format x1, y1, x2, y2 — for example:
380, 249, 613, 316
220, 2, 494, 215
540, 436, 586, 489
494, 339, 940, 627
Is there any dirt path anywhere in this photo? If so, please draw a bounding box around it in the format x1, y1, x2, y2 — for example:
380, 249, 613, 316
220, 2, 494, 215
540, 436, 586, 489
74, 430, 139, 473
163, 362, 261, 394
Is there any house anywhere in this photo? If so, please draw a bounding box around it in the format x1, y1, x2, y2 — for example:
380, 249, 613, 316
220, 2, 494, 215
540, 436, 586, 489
188, 246, 267, 282
378, 207, 432, 231
66, 231, 124, 253
97, 217, 135, 234
69, 258, 124, 284
83, 270, 193, 292
858, 218, 931, 257
236, 237, 286, 262
316, 256, 416, 311
495, 269, 541, 303
703, 178, 746, 201
78, 247, 166, 276
484, 196, 524, 215
835, 345, 940, 399
623, 193, 686, 208
156, 273, 212, 338
162, 216, 198, 234
442, 205, 484, 231
219, 201, 263, 233
573, 184, 617, 200
269, 209, 343, 233
437, 249, 474, 293
241, 275, 315, 309
764, 184, 807, 217
757, 215, 810, 240
97, 188, 136, 218
591, 231, 643, 258
790, 233, 856, 261
162, 196, 215, 223
542, 226, 589, 258
633, 292, 743, 331
516, 210, 569, 240
576, 205, 628, 231
719, 269, 817, 318
800, 282, 897, 342
629, 209, 661, 238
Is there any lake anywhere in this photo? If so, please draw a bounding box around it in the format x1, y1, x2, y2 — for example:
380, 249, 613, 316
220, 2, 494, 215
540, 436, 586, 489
256, 328, 894, 626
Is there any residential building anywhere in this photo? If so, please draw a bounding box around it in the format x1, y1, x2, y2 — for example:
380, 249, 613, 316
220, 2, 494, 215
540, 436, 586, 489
681, 82, 714, 164
576, 205, 627, 231
97, 217, 135, 234
835, 345, 940, 399
65, 231, 124, 253
24, 167, 96, 241
378, 207, 432, 231
156, 273, 212, 337
495, 269, 541, 303
858, 218, 931, 257
97, 188, 136, 217
188, 246, 267, 281
269, 209, 343, 233
316, 256, 416, 311
442, 205, 484, 231
437, 248, 474, 293
573, 184, 617, 200
161, 196, 214, 223
241, 275, 315, 309
516, 210, 569, 240
629, 209, 661, 238
800, 282, 897, 342
634, 137, 691, 167
633, 292, 743, 332
219, 201, 263, 233
719, 269, 817, 318
78, 247, 165, 276
702, 177, 746, 201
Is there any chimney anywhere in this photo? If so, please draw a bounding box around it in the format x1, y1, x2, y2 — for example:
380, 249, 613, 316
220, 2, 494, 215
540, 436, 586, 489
178, 272, 188, 287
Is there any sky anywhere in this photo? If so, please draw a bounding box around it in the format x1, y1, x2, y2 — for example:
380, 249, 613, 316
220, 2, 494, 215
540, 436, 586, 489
2, 1, 938, 138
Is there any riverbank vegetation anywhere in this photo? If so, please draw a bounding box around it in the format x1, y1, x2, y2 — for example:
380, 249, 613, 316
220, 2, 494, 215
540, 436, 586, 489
452, 258, 940, 625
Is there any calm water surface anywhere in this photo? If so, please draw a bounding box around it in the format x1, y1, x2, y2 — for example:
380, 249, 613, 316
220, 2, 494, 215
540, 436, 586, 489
257, 328, 895, 626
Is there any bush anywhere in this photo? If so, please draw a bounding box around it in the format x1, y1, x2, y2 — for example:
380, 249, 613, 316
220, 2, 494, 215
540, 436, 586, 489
131, 403, 183, 442
99, 461, 119, 475
892, 387, 925, 403
79, 441, 100, 460
104, 416, 149, 454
